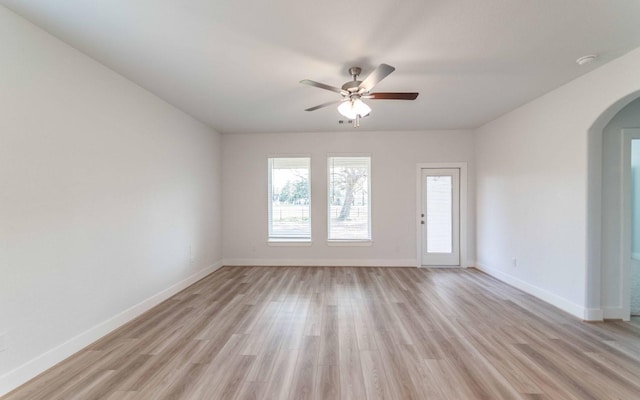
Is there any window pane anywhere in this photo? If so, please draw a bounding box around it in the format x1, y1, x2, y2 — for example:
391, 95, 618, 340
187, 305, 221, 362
268, 158, 311, 239
426, 176, 452, 253
328, 157, 370, 240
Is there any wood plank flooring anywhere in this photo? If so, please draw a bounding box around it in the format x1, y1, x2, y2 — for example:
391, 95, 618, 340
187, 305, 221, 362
4, 267, 640, 400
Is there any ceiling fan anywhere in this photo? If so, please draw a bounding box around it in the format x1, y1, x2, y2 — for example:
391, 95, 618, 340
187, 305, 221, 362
300, 63, 419, 127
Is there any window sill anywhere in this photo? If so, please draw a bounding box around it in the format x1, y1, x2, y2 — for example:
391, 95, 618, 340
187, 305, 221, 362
326, 240, 373, 247
268, 239, 312, 247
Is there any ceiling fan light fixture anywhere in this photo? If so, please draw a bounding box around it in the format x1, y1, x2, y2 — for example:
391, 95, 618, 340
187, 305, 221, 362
337, 98, 371, 119
301, 63, 417, 126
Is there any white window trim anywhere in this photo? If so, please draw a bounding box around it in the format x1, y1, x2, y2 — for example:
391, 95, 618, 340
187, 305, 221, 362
268, 155, 312, 242
327, 154, 372, 243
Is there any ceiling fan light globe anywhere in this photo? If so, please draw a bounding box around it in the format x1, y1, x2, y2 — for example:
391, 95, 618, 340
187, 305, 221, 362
352, 99, 371, 117
337, 101, 356, 119
337, 99, 371, 119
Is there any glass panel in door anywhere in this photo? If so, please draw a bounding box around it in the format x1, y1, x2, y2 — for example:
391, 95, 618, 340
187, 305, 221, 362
421, 168, 460, 266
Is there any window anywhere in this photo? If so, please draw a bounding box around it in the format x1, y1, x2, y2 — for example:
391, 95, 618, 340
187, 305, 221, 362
268, 157, 311, 241
328, 156, 371, 241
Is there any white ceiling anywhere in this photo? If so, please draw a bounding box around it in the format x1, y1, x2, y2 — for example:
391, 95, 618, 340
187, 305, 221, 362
3, 0, 640, 134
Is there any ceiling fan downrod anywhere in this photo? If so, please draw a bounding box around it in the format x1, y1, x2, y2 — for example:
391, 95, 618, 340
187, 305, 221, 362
349, 67, 361, 81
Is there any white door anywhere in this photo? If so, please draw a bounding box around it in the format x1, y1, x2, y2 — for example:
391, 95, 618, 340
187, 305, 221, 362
421, 168, 460, 266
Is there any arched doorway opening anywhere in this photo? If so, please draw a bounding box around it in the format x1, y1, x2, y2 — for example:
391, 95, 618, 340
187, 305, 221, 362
587, 90, 640, 321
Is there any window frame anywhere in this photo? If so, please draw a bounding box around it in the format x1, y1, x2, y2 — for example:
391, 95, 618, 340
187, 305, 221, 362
267, 156, 312, 244
326, 155, 372, 244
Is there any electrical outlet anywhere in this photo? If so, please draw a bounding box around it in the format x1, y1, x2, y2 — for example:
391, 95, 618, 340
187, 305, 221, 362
512, 257, 517, 267
0, 332, 7, 352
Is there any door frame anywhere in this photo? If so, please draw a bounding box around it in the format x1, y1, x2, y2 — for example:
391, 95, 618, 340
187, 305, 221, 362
416, 162, 468, 268
621, 129, 640, 320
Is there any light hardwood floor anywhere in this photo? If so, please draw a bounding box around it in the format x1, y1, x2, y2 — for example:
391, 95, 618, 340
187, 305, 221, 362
4, 267, 640, 400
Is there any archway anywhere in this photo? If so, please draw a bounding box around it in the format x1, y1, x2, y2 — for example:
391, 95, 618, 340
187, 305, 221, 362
587, 90, 640, 320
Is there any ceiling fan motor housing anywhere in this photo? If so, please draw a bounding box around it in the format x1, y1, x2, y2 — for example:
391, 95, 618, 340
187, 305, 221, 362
342, 80, 362, 93
342, 66, 363, 93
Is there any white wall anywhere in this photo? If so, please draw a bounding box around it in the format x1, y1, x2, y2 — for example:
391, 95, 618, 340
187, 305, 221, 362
475, 47, 640, 320
222, 130, 475, 266
601, 99, 640, 316
0, 6, 222, 394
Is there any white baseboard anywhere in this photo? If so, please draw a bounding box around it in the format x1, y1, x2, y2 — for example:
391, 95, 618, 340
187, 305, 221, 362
474, 263, 588, 320
222, 258, 418, 267
584, 308, 604, 321
0, 261, 223, 397
603, 307, 626, 320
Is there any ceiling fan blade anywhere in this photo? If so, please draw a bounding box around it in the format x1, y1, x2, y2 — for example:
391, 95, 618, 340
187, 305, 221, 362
304, 99, 344, 112
300, 79, 346, 95
359, 64, 396, 92
366, 92, 419, 100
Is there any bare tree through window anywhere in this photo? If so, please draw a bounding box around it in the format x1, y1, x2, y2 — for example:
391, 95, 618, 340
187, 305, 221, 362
328, 157, 371, 240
